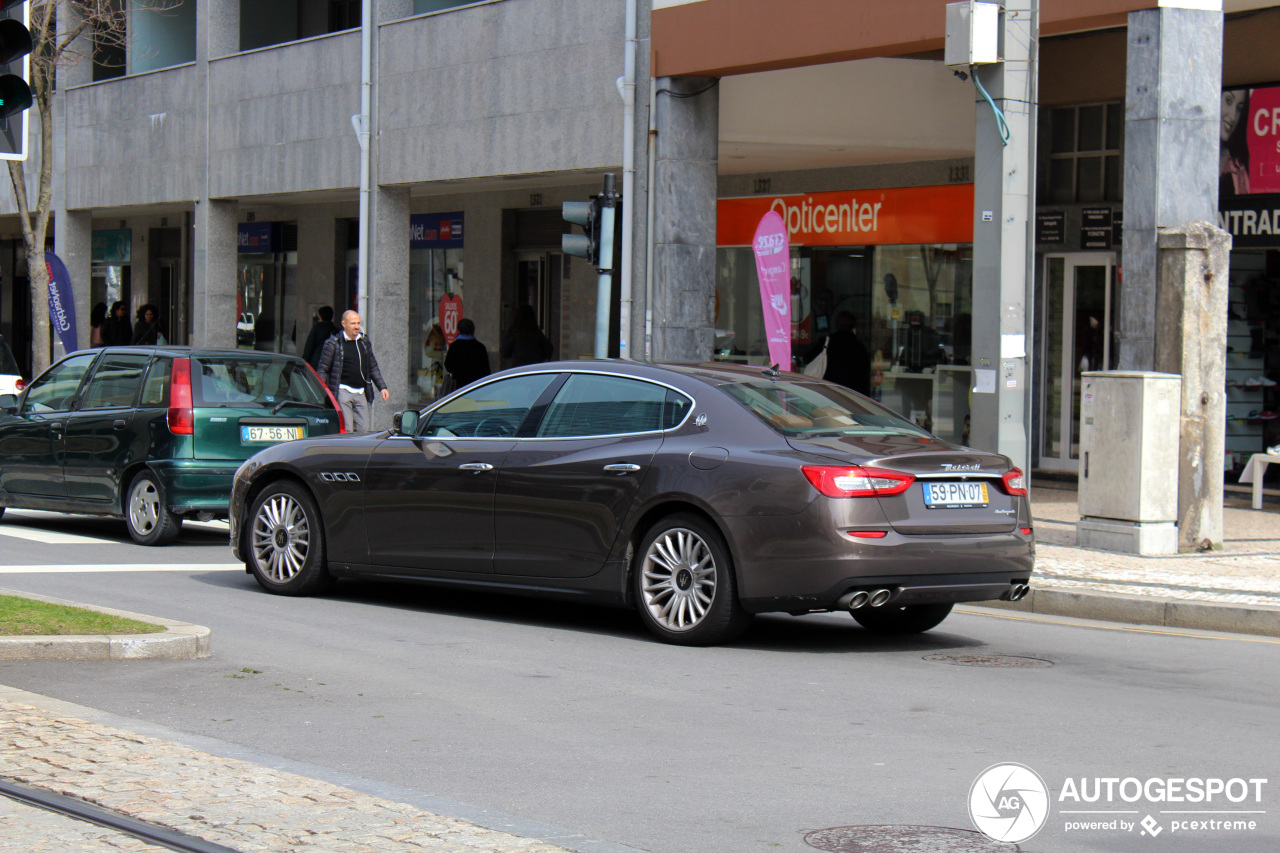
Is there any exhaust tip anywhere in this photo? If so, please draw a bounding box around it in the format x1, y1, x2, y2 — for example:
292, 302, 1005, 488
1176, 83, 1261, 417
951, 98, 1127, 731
868, 589, 892, 607
848, 591, 870, 610
1009, 583, 1029, 601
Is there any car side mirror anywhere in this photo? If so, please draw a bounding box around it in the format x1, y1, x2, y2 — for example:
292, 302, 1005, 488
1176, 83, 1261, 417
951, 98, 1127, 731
0, 393, 16, 414
392, 410, 419, 436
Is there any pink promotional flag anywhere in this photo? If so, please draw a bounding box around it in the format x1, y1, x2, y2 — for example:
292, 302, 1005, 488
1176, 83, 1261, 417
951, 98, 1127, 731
751, 210, 792, 369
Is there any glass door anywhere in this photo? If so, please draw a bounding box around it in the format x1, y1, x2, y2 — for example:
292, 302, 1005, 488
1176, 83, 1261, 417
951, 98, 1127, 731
1040, 253, 1117, 472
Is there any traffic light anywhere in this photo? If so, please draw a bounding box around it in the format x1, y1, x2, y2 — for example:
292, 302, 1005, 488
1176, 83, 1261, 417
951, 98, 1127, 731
0, 0, 32, 161
562, 197, 602, 266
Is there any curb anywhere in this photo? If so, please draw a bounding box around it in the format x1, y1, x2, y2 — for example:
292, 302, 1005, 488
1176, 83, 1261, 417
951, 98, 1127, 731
0, 587, 211, 661
983, 586, 1280, 638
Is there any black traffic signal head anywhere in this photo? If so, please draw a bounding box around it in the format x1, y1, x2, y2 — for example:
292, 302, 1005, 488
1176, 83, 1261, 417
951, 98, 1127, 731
0, 5, 31, 131
562, 198, 602, 265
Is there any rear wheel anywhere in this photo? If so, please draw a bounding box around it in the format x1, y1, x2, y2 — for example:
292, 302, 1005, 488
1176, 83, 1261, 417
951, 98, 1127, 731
852, 602, 954, 635
634, 513, 752, 646
247, 481, 332, 596
124, 472, 182, 545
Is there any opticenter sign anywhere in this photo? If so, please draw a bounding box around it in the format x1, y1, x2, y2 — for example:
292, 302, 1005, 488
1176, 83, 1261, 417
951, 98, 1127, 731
717, 184, 974, 248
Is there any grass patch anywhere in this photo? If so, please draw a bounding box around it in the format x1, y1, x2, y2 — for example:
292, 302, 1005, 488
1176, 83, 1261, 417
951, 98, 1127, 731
0, 595, 165, 636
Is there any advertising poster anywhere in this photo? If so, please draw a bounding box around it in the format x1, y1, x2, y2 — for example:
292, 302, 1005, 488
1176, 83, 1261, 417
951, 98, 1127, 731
751, 211, 792, 369
45, 251, 78, 353
1219, 85, 1280, 248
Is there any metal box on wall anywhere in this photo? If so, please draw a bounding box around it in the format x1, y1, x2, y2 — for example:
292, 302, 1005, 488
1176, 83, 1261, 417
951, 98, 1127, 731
1077, 371, 1181, 554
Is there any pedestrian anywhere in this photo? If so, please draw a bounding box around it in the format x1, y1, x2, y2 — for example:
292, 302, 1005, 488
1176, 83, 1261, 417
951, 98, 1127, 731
315, 310, 390, 433
819, 310, 871, 396
101, 301, 133, 347
131, 303, 166, 345
500, 304, 553, 367
89, 302, 108, 347
301, 305, 336, 371
444, 318, 491, 391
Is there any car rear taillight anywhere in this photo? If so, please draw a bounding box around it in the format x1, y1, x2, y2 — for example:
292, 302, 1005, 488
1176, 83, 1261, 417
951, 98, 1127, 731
167, 358, 194, 435
1001, 467, 1029, 496
802, 465, 915, 498
305, 363, 345, 434
14, 379, 24, 392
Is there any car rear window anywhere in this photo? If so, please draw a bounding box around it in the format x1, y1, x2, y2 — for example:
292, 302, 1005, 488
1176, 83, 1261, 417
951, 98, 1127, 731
721, 379, 928, 438
0, 340, 19, 376
190, 356, 328, 409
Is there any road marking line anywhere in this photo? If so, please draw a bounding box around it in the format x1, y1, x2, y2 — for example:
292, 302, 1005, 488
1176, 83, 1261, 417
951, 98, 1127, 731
0, 564, 242, 574
956, 608, 1280, 644
0, 527, 120, 546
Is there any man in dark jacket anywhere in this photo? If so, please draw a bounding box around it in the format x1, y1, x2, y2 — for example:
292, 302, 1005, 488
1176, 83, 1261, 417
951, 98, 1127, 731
444, 318, 491, 390
316, 310, 389, 433
301, 306, 335, 370
822, 311, 871, 396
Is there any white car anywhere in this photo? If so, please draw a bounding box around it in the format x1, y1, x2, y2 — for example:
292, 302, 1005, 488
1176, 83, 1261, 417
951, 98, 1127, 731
236, 313, 256, 346
0, 335, 23, 397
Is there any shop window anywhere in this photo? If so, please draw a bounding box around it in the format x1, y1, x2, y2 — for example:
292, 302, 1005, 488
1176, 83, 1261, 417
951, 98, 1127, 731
241, 0, 363, 52
408, 247, 464, 408
1046, 103, 1124, 205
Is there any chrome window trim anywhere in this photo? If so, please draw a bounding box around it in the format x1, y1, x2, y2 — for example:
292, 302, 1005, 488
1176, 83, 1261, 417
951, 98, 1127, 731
912, 472, 1003, 480
410, 369, 697, 441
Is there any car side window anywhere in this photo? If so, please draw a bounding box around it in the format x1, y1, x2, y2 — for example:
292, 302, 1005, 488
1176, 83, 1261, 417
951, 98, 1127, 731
20, 354, 97, 414
138, 357, 173, 407
420, 374, 556, 438
537, 374, 668, 438
79, 354, 152, 410
664, 389, 693, 429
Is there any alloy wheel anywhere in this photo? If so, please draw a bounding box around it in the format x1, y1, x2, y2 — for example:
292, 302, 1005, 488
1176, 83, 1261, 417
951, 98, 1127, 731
128, 480, 161, 535
640, 527, 718, 632
252, 493, 311, 583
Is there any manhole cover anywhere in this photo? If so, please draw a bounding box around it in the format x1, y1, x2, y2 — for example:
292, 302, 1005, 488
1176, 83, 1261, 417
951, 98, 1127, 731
805, 825, 1017, 852
923, 653, 1054, 668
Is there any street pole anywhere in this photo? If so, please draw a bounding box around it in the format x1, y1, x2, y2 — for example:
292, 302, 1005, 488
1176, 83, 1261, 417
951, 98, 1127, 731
595, 174, 618, 359
353, 0, 373, 324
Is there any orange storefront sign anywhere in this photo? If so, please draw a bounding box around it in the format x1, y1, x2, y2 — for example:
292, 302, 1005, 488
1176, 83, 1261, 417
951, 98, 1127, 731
717, 184, 974, 247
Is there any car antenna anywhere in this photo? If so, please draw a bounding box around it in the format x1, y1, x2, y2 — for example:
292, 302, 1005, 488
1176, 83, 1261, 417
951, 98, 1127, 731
761, 363, 781, 378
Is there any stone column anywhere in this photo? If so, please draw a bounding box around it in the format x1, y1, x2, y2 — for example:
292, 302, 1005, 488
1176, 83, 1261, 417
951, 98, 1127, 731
1155, 221, 1230, 551
650, 76, 718, 362
191, 199, 238, 348
968, 0, 1038, 473
369, 186, 409, 430
203, 0, 240, 60
1118, 4, 1224, 371
55, 211, 93, 355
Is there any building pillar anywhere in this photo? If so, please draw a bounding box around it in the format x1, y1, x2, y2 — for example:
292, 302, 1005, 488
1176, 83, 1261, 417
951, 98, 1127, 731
650, 76, 718, 362
203, 0, 239, 60
968, 0, 1038, 473
1118, 4, 1224, 371
191, 199, 237, 348
55, 211, 93, 356
369, 185, 409, 430
1155, 222, 1230, 551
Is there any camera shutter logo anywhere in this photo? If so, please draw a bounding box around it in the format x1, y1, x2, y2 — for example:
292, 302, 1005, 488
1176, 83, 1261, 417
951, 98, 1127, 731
969, 763, 1050, 843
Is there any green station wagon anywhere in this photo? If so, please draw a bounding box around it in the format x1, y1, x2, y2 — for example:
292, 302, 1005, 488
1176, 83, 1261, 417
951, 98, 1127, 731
0, 347, 344, 545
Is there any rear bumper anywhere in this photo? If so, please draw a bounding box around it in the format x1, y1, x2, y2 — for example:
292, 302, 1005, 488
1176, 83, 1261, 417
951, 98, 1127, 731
148, 460, 241, 515
739, 571, 1033, 614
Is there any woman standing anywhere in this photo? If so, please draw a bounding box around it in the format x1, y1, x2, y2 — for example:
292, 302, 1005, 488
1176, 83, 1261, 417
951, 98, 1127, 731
101, 301, 133, 347
131, 304, 165, 345
500, 304, 553, 367
89, 303, 108, 347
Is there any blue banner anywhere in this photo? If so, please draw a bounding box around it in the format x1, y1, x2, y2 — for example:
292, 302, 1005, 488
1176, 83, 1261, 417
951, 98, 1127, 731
238, 222, 279, 254
410, 212, 464, 249
45, 251, 78, 353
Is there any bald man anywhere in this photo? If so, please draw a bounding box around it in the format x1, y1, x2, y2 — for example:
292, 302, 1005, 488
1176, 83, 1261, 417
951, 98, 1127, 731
316, 310, 389, 432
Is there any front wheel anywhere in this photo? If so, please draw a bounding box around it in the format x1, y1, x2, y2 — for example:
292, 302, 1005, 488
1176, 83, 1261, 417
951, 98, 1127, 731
247, 481, 332, 596
852, 602, 954, 635
124, 472, 182, 545
634, 513, 752, 646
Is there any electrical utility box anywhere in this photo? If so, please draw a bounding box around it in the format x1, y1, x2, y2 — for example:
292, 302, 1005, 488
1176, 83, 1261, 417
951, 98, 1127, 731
1077, 371, 1182, 555
945, 2, 1001, 69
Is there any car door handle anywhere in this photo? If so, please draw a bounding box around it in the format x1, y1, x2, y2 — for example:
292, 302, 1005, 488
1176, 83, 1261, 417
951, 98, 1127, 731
603, 463, 642, 473
48, 422, 63, 433
113, 419, 127, 429
458, 462, 494, 472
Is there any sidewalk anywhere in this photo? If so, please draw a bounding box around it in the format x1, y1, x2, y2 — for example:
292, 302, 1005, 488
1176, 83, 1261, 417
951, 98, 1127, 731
0, 684, 633, 853
984, 482, 1280, 636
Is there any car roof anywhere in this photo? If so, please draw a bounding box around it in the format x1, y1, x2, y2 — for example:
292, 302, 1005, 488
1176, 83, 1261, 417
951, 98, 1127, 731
68, 346, 305, 360
495, 358, 794, 388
